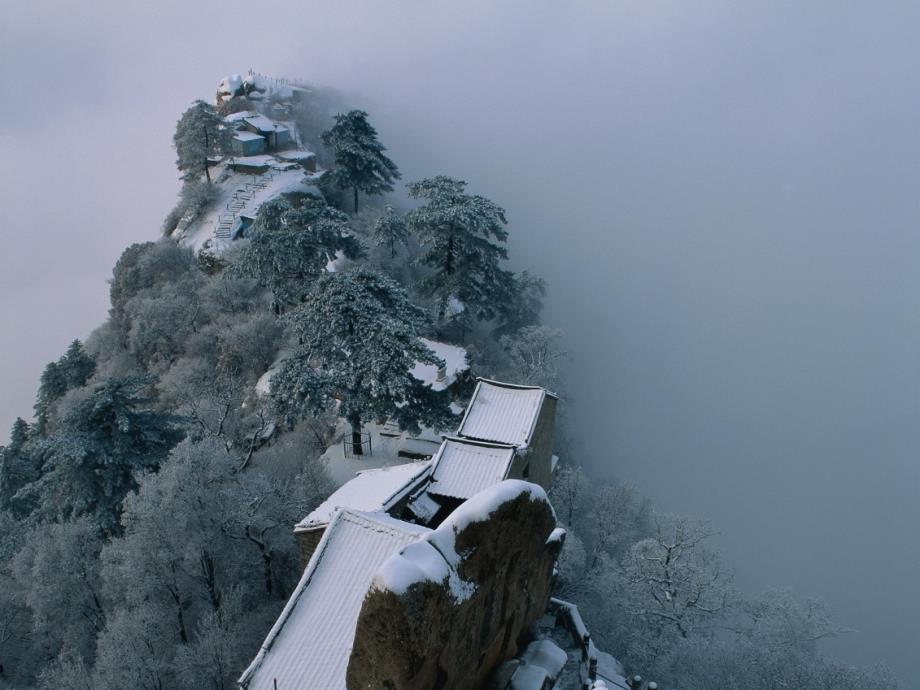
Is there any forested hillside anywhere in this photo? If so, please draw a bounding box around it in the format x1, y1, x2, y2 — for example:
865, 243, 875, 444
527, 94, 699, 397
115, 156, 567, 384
0, 76, 898, 689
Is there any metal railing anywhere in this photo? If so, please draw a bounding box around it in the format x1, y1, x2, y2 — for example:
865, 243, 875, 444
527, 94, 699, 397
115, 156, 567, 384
343, 431, 372, 458
549, 598, 598, 689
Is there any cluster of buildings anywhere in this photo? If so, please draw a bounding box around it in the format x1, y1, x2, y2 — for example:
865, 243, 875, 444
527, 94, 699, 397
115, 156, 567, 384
238, 377, 629, 690
226, 111, 293, 157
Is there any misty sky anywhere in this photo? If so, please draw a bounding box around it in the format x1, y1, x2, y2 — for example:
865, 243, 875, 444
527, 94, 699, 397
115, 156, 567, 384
3, 0, 919, 681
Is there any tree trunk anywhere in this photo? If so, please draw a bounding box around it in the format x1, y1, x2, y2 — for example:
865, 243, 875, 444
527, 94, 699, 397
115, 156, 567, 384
354, 186, 359, 214
351, 417, 364, 456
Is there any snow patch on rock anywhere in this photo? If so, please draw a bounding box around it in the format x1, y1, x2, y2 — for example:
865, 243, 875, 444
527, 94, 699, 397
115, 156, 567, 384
372, 480, 550, 602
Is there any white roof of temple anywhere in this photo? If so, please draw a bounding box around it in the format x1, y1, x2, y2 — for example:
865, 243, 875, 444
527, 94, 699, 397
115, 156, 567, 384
239, 510, 429, 690
427, 436, 516, 500
456, 379, 556, 448
294, 461, 432, 532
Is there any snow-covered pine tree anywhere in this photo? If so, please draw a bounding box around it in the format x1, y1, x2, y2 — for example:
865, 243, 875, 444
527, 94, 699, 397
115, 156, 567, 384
373, 204, 410, 258
173, 100, 227, 183
32, 340, 96, 436
321, 110, 401, 213
0, 418, 38, 516
270, 268, 455, 454
24, 377, 183, 530
405, 176, 517, 327
235, 196, 363, 307
60, 340, 96, 389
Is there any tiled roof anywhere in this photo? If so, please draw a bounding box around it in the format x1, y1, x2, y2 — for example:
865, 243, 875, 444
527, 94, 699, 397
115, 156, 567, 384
239, 510, 429, 690
295, 461, 432, 531
456, 379, 554, 447
428, 437, 516, 500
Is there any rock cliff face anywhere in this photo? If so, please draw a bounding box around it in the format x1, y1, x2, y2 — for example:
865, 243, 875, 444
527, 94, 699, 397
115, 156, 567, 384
346, 481, 563, 690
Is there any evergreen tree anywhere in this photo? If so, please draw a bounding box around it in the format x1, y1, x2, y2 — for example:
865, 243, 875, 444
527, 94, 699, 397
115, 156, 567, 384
173, 100, 227, 183
270, 269, 455, 454
320, 110, 401, 213
0, 418, 37, 516
8, 417, 29, 450
33, 361, 66, 435
496, 270, 546, 335
60, 340, 96, 389
236, 196, 363, 307
405, 176, 516, 326
32, 341, 96, 435
25, 377, 183, 529
373, 204, 410, 258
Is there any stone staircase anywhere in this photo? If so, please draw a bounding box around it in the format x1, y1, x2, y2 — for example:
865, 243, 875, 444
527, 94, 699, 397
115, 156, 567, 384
214, 173, 275, 240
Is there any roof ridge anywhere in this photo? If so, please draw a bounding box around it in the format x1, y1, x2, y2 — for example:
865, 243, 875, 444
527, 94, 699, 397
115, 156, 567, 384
441, 435, 518, 450
338, 508, 426, 537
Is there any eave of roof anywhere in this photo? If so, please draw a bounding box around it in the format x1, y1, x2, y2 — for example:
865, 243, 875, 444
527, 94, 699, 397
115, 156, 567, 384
455, 378, 555, 448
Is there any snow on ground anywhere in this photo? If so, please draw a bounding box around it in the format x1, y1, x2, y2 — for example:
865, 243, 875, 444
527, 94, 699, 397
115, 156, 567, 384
255, 368, 274, 397
520, 640, 567, 679
321, 418, 443, 487
411, 339, 469, 391
175, 160, 323, 254
277, 150, 316, 161
324, 249, 345, 273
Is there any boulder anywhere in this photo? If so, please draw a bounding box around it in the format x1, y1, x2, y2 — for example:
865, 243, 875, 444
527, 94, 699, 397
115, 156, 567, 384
347, 480, 564, 690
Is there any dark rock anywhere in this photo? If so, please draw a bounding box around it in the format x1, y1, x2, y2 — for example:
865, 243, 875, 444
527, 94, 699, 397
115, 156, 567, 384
347, 481, 563, 690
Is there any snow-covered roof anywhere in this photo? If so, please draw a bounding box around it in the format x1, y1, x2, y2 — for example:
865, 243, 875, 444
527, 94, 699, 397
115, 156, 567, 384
411, 338, 469, 392
406, 489, 440, 522
277, 149, 316, 161
233, 131, 265, 142
456, 379, 557, 448
428, 437, 516, 500
223, 110, 258, 124
229, 155, 275, 167
239, 510, 429, 690
294, 461, 432, 532
244, 114, 282, 133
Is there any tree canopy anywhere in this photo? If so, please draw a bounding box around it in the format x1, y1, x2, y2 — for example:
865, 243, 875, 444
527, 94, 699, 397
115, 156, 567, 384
373, 204, 410, 258
321, 110, 400, 213
33, 340, 96, 435
25, 377, 183, 529
173, 100, 227, 183
270, 269, 455, 451
235, 195, 363, 307
406, 176, 517, 326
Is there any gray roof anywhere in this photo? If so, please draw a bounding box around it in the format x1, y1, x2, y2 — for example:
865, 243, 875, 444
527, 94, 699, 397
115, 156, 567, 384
239, 510, 429, 690
428, 437, 516, 500
456, 379, 556, 448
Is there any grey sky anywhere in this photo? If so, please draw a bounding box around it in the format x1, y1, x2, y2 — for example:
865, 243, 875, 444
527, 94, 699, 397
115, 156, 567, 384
2, 0, 918, 680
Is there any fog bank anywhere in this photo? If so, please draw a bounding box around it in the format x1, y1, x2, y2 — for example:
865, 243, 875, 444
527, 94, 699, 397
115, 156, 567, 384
3, 0, 918, 680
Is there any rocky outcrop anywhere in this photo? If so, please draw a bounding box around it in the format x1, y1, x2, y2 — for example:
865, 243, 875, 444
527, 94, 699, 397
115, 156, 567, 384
346, 480, 564, 690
